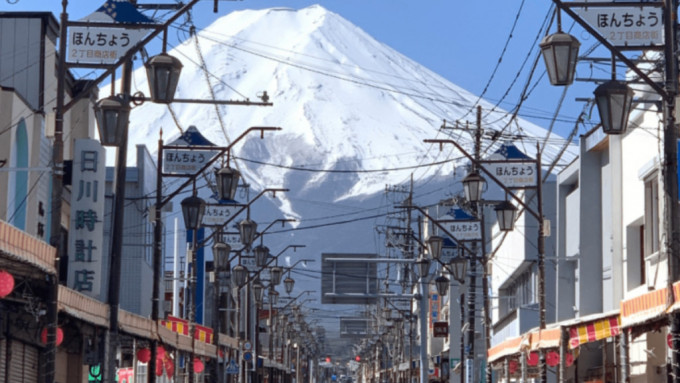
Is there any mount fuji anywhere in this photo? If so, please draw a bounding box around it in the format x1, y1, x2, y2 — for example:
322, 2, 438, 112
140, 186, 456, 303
117, 5, 576, 334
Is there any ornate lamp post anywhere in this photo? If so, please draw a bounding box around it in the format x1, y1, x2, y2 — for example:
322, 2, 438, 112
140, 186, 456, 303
181, 192, 206, 383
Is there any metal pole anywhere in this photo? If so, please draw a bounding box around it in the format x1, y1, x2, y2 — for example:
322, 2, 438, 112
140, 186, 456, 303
106, 59, 132, 383
189, 230, 198, 383
419, 278, 428, 383
536, 145, 547, 383
46, 2, 68, 382
149, 137, 163, 383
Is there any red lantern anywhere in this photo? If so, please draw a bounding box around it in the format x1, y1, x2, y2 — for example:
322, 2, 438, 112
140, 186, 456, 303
566, 352, 574, 367
156, 345, 166, 359
0, 270, 15, 298
40, 327, 64, 346
155, 359, 164, 376
137, 348, 151, 363
527, 351, 539, 366
164, 358, 174, 376
546, 350, 560, 367
193, 357, 204, 373
508, 360, 518, 374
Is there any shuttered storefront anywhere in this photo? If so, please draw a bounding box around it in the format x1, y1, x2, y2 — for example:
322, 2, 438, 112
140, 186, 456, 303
7, 340, 38, 383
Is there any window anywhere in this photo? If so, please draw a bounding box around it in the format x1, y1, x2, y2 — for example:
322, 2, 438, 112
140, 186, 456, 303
644, 173, 660, 257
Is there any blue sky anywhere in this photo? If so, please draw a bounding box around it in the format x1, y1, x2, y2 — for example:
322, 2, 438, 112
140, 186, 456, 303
5, 1, 594, 139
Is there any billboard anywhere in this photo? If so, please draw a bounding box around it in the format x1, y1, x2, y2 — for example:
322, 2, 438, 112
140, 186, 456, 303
321, 253, 378, 304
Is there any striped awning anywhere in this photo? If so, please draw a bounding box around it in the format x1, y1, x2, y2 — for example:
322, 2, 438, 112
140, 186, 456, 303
568, 315, 620, 349
620, 282, 680, 328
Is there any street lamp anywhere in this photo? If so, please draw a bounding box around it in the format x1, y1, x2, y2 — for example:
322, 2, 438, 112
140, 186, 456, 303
232, 264, 248, 286
213, 241, 231, 271
462, 170, 485, 203
215, 166, 241, 201
427, 235, 444, 260
254, 245, 270, 267
284, 276, 295, 294
434, 275, 449, 297
594, 80, 634, 135
253, 281, 265, 304
181, 194, 206, 230
413, 258, 430, 279
239, 218, 258, 248
539, 31, 580, 86
270, 266, 283, 286
495, 200, 518, 231
145, 52, 183, 103
539, 8, 580, 86
94, 95, 130, 147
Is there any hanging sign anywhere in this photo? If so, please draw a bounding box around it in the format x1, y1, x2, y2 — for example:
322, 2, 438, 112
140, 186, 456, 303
433, 321, 448, 338
67, 139, 106, 298
67, 27, 149, 65
162, 149, 220, 175
574, 6, 663, 47
439, 220, 481, 241
201, 204, 243, 226
481, 160, 537, 188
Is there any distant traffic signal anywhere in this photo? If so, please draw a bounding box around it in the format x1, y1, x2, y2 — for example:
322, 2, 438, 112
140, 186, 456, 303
355, 355, 360, 362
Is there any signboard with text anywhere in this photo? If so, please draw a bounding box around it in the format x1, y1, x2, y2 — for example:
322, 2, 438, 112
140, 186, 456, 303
433, 321, 448, 338
201, 204, 243, 226
162, 148, 220, 175
67, 27, 148, 64
574, 6, 663, 47
438, 219, 481, 241
481, 160, 537, 188
67, 139, 106, 298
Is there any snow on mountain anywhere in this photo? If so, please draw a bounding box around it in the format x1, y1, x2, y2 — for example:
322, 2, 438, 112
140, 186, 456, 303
123, 5, 573, 211
113, 4, 576, 330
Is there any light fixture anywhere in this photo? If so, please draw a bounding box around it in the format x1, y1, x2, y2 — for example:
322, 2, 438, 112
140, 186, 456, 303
462, 170, 485, 203
413, 258, 430, 279
253, 282, 265, 304
284, 276, 295, 294
94, 95, 130, 147
270, 266, 283, 286
180, 195, 206, 231
232, 264, 248, 286
539, 32, 581, 86
254, 245, 269, 268
450, 252, 468, 284
594, 80, 634, 135
269, 288, 279, 306
145, 52, 183, 103
213, 241, 231, 271
495, 200, 518, 231
239, 218, 257, 248
427, 235, 444, 260
215, 166, 241, 201
435, 275, 450, 296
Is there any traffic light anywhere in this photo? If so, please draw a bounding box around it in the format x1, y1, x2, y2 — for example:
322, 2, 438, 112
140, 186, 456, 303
355, 355, 360, 362
326, 356, 331, 363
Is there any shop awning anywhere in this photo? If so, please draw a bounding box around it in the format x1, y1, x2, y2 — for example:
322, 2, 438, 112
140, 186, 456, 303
0, 219, 56, 274
568, 314, 620, 349
488, 310, 619, 364
620, 282, 680, 328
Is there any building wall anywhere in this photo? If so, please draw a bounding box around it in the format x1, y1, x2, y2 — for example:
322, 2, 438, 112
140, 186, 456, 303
102, 145, 157, 317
